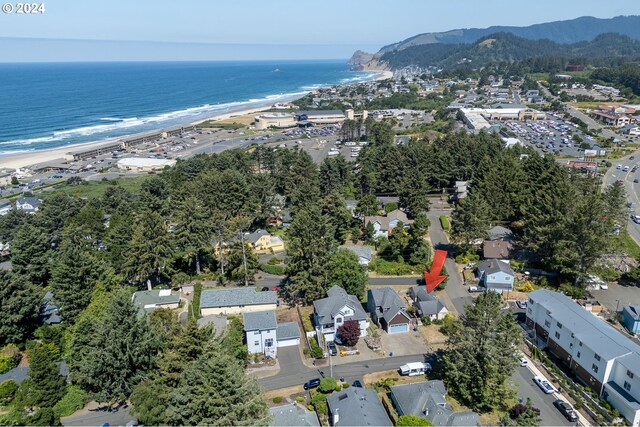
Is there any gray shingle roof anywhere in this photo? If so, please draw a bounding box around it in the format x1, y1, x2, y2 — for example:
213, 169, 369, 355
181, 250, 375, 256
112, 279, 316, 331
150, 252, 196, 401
269, 404, 320, 427
368, 288, 408, 323
477, 259, 514, 277
487, 225, 514, 241
327, 386, 392, 426
418, 299, 446, 317
313, 286, 367, 326
390, 380, 479, 427
243, 310, 277, 331
41, 291, 62, 325
530, 289, 640, 361
244, 229, 269, 244
0, 361, 68, 386
341, 245, 373, 261
277, 322, 301, 341
364, 209, 412, 232
132, 290, 180, 312
200, 288, 277, 309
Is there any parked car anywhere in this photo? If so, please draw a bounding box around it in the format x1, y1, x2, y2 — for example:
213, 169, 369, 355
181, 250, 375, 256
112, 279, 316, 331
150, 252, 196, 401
553, 399, 578, 421
260, 286, 270, 292
533, 376, 556, 394
327, 341, 337, 356
303, 378, 321, 390
352, 380, 363, 388
518, 357, 528, 367
468, 286, 483, 293
635, 178, 639, 183
516, 300, 528, 309
631, 214, 640, 224
464, 263, 476, 270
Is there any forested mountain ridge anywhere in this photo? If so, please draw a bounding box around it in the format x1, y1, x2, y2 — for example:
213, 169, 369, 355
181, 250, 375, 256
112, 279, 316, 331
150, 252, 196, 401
376, 15, 640, 53
351, 32, 640, 71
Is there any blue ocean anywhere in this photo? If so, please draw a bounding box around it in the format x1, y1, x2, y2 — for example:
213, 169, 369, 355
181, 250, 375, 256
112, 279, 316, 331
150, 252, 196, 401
0, 60, 375, 155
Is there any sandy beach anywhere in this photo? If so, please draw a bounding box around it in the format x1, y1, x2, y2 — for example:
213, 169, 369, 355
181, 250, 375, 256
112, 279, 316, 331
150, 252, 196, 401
0, 104, 276, 170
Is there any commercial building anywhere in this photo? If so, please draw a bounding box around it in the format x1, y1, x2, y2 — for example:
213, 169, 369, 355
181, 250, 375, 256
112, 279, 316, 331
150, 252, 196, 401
460, 107, 546, 131
526, 289, 640, 426
295, 110, 346, 125
254, 113, 297, 130
116, 157, 177, 171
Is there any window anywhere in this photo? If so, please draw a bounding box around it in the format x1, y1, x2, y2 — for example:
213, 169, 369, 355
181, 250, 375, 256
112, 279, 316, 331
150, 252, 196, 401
529, 299, 534, 305
579, 341, 582, 347
577, 351, 581, 358
555, 331, 561, 339
625, 381, 632, 392
628, 370, 635, 379
254, 331, 260, 335
594, 354, 601, 361
265, 338, 273, 347
557, 322, 563, 329
571, 333, 574, 338
254, 341, 259, 346
592, 364, 599, 373
544, 320, 551, 328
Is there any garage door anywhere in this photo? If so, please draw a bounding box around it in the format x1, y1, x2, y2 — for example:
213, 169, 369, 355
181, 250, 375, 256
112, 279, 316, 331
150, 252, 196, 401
388, 323, 409, 334
277, 338, 300, 348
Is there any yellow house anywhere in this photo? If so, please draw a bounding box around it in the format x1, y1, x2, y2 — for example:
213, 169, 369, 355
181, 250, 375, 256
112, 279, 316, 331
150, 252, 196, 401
245, 229, 285, 254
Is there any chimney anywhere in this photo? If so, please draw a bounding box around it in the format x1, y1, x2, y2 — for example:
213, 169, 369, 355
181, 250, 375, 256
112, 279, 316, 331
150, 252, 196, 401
333, 408, 339, 424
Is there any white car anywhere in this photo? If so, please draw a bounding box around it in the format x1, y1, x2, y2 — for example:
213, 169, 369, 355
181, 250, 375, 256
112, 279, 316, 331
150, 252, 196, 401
519, 357, 528, 367
533, 376, 556, 394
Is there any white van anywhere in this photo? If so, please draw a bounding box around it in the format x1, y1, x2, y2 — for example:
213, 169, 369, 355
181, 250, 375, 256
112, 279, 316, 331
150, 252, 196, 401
399, 362, 432, 376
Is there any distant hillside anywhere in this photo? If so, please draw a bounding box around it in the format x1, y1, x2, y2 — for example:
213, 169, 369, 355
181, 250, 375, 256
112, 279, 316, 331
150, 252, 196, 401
351, 33, 640, 71
379, 15, 640, 53
349, 15, 640, 71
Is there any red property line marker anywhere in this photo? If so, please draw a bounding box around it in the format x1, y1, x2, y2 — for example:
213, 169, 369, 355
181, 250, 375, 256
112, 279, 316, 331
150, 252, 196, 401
424, 249, 448, 293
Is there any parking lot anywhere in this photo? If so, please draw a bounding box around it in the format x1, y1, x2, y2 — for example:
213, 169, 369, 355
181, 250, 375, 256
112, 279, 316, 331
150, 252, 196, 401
494, 114, 601, 158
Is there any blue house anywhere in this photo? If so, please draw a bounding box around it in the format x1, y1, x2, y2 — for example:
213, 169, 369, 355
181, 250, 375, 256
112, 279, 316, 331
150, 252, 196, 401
477, 259, 514, 293
622, 305, 640, 334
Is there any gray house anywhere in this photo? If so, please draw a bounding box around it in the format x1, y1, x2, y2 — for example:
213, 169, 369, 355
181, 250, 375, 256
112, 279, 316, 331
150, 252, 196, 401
341, 245, 373, 266
390, 380, 479, 426
243, 310, 278, 358
477, 260, 515, 293
367, 287, 411, 334
313, 285, 369, 344
327, 386, 392, 426
409, 286, 449, 320
269, 404, 320, 427
40, 291, 62, 325
132, 289, 180, 315
15, 196, 42, 214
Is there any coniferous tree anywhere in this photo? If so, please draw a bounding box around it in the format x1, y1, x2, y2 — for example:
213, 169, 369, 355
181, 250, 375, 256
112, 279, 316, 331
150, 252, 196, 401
69, 293, 160, 404
124, 211, 172, 288
173, 196, 211, 275
441, 292, 522, 412
0, 270, 41, 345
326, 249, 367, 300
25, 342, 66, 409
166, 343, 269, 426
285, 205, 335, 304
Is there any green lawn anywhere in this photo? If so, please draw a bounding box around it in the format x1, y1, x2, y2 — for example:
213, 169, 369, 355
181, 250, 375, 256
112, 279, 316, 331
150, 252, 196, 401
439, 215, 451, 231
621, 232, 640, 261
44, 176, 151, 199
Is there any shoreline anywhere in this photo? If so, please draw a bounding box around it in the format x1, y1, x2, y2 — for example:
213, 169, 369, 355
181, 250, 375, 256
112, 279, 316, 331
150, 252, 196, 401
0, 69, 391, 170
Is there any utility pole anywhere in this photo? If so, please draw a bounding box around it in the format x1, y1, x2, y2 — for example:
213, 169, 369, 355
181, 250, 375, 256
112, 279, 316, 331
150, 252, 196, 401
240, 231, 249, 287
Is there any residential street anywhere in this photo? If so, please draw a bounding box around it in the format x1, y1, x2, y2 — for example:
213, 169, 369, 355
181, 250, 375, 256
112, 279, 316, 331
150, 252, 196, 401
603, 154, 640, 245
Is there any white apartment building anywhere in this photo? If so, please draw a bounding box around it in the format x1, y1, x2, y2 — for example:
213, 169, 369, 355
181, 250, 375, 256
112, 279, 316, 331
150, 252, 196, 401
526, 289, 640, 426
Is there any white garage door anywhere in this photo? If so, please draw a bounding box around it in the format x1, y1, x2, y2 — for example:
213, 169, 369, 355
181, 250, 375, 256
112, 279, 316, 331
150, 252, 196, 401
388, 323, 409, 334
277, 338, 300, 348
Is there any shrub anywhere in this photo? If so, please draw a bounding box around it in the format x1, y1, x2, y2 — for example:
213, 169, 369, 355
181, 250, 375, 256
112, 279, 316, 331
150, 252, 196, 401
421, 317, 432, 326
267, 257, 283, 265
559, 283, 587, 299
319, 377, 337, 393
384, 202, 399, 213
272, 396, 283, 404
369, 259, 416, 275
259, 263, 286, 275
439, 216, 450, 231
310, 392, 328, 415
310, 337, 324, 359
53, 385, 88, 418
0, 345, 20, 374
295, 396, 305, 403
343, 383, 350, 389
438, 314, 457, 335
337, 320, 361, 347
397, 415, 434, 426
454, 252, 479, 264
517, 281, 536, 293
0, 380, 18, 406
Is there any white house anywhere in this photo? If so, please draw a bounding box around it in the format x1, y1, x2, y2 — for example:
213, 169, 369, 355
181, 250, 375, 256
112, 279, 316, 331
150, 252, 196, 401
527, 289, 640, 426
408, 286, 449, 320
313, 286, 369, 344
477, 259, 515, 293
15, 197, 42, 214
243, 310, 278, 358
364, 209, 413, 238
341, 245, 373, 266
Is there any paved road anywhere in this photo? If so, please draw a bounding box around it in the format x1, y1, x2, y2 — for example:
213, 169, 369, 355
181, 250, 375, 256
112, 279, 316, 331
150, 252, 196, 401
513, 366, 573, 426
258, 353, 431, 391
603, 154, 640, 245
61, 406, 134, 427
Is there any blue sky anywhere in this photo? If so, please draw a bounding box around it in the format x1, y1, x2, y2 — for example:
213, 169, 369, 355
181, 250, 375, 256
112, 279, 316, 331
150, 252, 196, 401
0, 0, 638, 61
